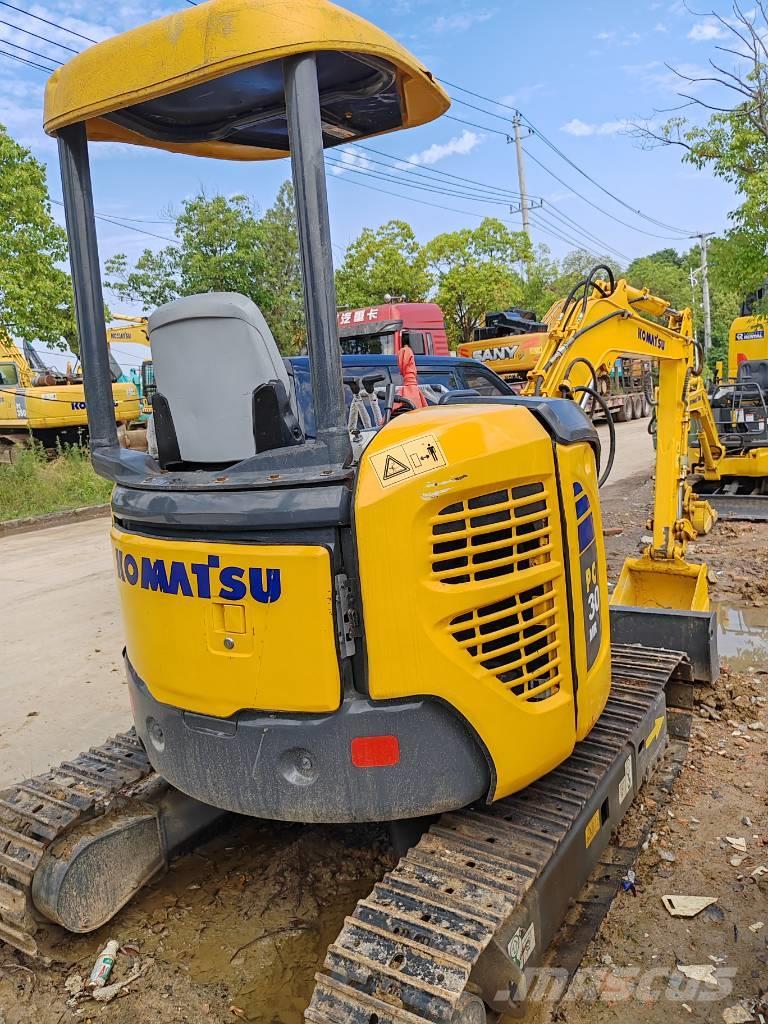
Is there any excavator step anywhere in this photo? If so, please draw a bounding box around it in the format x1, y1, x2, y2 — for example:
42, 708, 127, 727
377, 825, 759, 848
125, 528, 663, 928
305, 643, 688, 1023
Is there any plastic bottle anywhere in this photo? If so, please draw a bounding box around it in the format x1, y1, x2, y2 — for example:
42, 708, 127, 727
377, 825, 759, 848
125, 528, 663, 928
88, 939, 119, 988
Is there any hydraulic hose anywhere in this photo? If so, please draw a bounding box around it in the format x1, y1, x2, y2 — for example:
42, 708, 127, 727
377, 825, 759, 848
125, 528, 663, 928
571, 384, 616, 488
563, 356, 599, 394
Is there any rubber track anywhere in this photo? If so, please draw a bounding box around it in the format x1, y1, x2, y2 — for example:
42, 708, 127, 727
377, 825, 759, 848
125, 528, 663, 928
0, 730, 153, 956
305, 644, 685, 1024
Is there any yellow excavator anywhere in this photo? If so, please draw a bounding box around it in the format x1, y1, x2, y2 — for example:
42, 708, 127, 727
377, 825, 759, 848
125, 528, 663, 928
0, 331, 140, 460
0, 3, 716, 1020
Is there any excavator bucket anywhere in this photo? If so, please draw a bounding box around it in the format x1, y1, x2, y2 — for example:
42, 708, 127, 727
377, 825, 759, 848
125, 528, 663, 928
613, 554, 709, 611
610, 555, 717, 684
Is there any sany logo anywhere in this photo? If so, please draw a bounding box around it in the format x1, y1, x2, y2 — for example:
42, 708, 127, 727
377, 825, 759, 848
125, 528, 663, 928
475, 344, 520, 363
115, 549, 282, 603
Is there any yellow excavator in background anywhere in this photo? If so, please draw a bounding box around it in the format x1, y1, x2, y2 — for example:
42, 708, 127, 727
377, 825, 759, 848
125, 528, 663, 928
517, 268, 715, 612
456, 300, 561, 387
0, 331, 140, 461
0, 4, 717, 1021
106, 314, 154, 427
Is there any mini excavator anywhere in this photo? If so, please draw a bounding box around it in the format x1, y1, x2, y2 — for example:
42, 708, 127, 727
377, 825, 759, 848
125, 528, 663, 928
0, 3, 717, 1020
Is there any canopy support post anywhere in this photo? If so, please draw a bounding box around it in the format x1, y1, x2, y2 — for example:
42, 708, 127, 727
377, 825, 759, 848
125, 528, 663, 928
284, 53, 352, 465
57, 122, 119, 453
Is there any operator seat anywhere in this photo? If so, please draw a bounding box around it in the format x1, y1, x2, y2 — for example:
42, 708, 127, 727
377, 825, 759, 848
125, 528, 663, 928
148, 292, 302, 467
738, 359, 768, 394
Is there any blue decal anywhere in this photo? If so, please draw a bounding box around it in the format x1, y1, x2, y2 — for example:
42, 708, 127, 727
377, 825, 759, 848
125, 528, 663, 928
115, 549, 282, 603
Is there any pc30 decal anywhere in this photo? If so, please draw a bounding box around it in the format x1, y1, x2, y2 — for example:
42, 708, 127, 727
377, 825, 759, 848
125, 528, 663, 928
114, 549, 282, 604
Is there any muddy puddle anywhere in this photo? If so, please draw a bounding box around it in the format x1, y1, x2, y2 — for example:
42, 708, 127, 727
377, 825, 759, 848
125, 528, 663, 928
38, 816, 393, 1024
716, 600, 768, 671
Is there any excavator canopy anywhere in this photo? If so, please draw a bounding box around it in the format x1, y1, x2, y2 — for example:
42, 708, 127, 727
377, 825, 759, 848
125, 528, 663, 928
43, 0, 449, 160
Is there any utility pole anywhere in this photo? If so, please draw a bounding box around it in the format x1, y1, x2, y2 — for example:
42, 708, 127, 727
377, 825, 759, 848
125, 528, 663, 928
698, 233, 713, 357
512, 113, 530, 239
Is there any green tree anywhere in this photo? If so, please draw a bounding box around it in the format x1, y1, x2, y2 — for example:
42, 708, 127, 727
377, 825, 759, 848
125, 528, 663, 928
625, 246, 740, 366
106, 184, 305, 353
257, 182, 304, 353
625, 249, 690, 312
631, 5, 768, 292
0, 124, 75, 349
424, 218, 531, 346
335, 220, 431, 308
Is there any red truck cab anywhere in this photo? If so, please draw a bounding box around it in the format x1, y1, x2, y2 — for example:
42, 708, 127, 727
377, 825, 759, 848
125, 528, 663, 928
336, 302, 449, 356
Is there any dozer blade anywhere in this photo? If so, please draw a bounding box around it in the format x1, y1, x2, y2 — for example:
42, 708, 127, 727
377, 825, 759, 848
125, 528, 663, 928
700, 491, 768, 522
610, 555, 717, 684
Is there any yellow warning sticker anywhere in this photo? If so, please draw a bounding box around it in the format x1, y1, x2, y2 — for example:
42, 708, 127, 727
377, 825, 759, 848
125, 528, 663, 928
370, 433, 447, 488
645, 715, 665, 748
584, 809, 601, 849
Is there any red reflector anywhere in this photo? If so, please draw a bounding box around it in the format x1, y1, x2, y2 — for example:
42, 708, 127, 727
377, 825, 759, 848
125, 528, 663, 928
350, 735, 400, 768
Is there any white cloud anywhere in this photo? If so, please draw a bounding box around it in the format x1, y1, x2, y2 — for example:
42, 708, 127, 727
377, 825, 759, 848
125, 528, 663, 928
331, 149, 373, 176
432, 11, 494, 32
400, 130, 485, 167
654, 21, 668, 32
560, 118, 629, 137
499, 83, 548, 106
648, 62, 712, 93
596, 30, 615, 40
688, 20, 729, 41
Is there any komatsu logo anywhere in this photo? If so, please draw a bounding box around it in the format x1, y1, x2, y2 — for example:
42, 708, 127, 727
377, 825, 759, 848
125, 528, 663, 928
637, 326, 666, 351
114, 549, 282, 603
476, 344, 519, 363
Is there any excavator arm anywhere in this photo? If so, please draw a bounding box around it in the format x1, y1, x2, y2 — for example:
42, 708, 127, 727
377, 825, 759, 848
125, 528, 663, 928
522, 277, 716, 612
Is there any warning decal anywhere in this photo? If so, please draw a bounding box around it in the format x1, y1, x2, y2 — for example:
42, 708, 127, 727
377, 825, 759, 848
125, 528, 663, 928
584, 808, 601, 848
370, 433, 447, 488
618, 754, 633, 805
382, 454, 410, 480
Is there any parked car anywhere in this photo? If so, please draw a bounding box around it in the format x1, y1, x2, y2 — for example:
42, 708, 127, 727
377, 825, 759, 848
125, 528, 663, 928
288, 354, 513, 436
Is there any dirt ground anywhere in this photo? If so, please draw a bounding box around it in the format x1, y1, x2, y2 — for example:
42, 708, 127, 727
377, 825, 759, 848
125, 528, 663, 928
1, 424, 767, 1023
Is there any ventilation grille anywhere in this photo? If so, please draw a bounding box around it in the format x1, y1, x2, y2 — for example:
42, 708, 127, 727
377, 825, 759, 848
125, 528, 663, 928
449, 582, 562, 701
431, 482, 552, 585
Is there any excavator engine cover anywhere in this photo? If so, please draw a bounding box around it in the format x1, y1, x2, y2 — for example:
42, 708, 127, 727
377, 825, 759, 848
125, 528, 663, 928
118, 395, 612, 822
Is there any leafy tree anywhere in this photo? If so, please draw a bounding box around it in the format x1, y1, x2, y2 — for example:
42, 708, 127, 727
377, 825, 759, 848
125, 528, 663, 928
424, 218, 531, 346
631, 4, 768, 292
335, 220, 431, 308
625, 246, 740, 366
625, 249, 691, 312
254, 182, 304, 353
0, 124, 76, 350
106, 185, 305, 353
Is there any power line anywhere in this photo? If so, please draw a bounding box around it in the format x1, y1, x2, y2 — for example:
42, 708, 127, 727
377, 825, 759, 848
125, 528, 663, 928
527, 212, 604, 262
50, 199, 178, 245
350, 141, 534, 201
522, 144, 689, 242
0, 46, 51, 71
324, 156, 517, 208
439, 78, 696, 237
0, 16, 79, 53
0, 1, 98, 43
446, 112, 691, 242
339, 148, 526, 203
0, 36, 58, 67
541, 203, 630, 262
327, 168, 522, 226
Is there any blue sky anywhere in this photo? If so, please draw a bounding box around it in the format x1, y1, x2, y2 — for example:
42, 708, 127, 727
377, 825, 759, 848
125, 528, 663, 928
0, 0, 742, 367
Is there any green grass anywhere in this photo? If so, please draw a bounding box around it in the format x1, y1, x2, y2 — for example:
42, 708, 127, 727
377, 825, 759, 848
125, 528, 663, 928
0, 444, 113, 522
